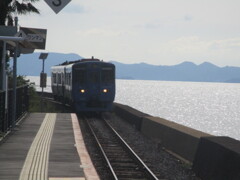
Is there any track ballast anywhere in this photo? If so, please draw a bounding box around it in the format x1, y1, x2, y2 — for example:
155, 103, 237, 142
84, 115, 159, 180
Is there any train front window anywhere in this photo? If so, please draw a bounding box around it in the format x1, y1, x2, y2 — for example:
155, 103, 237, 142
89, 72, 99, 83
102, 69, 114, 83
74, 69, 85, 84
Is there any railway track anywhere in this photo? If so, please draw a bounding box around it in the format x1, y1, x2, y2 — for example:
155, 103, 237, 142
40, 97, 69, 106
84, 115, 159, 180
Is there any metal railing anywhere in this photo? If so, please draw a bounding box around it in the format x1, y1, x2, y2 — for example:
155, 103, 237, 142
0, 85, 29, 133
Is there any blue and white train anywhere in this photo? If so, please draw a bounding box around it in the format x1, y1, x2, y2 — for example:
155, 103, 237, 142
51, 58, 115, 112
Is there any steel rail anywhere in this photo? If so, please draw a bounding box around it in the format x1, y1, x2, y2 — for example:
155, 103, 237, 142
103, 118, 159, 180
85, 118, 118, 180
41, 97, 71, 107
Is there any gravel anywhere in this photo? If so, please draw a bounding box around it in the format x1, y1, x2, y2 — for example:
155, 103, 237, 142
104, 112, 201, 180
78, 114, 113, 180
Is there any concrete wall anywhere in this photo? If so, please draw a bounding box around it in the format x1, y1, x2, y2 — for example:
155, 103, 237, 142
141, 116, 210, 162
193, 136, 240, 180
113, 103, 240, 179
113, 103, 149, 130
114, 103, 210, 162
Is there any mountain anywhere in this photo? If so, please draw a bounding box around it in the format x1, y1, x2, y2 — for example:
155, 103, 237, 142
14, 52, 240, 83
111, 61, 240, 83
14, 52, 82, 76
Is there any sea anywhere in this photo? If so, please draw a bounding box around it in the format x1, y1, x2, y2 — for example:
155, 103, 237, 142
26, 76, 240, 141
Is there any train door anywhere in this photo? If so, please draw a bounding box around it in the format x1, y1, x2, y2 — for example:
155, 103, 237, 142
100, 66, 116, 102
73, 67, 86, 100
88, 68, 101, 100
62, 68, 66, 101
57, 73, 60, 96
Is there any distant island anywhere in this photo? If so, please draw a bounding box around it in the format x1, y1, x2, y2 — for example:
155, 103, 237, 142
15, 52, 240, 83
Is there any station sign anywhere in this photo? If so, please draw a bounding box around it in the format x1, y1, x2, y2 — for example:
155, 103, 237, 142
15, 27, 47, 50
40, 73, 47, 88
44, 0, 71, 14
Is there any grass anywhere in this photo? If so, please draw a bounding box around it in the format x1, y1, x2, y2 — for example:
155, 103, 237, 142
28, 88, 71, 113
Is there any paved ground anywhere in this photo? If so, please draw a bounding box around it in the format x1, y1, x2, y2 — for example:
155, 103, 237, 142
0, 113, 96, 180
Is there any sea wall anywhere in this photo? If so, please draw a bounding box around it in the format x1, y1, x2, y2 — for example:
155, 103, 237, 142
113, 103, 149, 130
113, 103, 240, 179
141, 116, 210, 162
193, 136, 240, 180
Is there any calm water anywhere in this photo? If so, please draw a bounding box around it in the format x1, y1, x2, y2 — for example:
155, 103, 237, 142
27, 76, 240, 140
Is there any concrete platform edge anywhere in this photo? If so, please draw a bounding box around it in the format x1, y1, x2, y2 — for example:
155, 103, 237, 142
70, 113, 99, 180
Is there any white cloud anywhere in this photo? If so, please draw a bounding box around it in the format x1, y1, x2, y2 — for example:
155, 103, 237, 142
210, 38, 240, 50
63, 3, 85, 14
142, 36, 240, 66
76, 28, 128, 37
17, 0, 240, 66
161, 37, 240, 55
184, 15, 193, 21
165, 36, 209, 54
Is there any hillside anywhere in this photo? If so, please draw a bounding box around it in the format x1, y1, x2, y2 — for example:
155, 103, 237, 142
15, 52, 82, 76
14, 52, 240, 83
111, 61, 240, 83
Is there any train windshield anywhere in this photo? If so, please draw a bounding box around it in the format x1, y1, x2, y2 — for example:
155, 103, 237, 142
74, 69, 85, 84
89, 71, 100, 83
101, 69, 114, 83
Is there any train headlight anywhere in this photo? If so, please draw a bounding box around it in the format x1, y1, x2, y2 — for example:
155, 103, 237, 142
80, 89, 85, 93
103, 89, 108, 93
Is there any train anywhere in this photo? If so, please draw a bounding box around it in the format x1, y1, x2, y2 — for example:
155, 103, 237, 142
51, 57, 115, 112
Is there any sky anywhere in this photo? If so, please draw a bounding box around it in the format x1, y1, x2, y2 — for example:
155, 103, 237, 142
18, 0, 240, 67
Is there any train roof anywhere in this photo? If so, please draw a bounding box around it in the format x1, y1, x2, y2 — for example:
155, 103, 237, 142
59, 57, 101, 66
51, 57, 114, 72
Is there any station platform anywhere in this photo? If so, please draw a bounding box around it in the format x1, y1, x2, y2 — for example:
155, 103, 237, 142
0, 113, 99, 180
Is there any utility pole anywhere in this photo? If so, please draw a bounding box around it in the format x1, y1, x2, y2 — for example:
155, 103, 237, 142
11, 16, 19, 129
39, 53, 48, 112
1, 41, 6, 91
2, 40, 7, 131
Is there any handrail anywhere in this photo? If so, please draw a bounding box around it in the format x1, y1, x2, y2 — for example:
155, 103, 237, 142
0, 85, 29, 133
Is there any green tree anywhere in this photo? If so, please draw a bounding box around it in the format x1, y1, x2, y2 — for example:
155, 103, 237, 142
0, 0, 40, 26
0, 0, 40, 89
